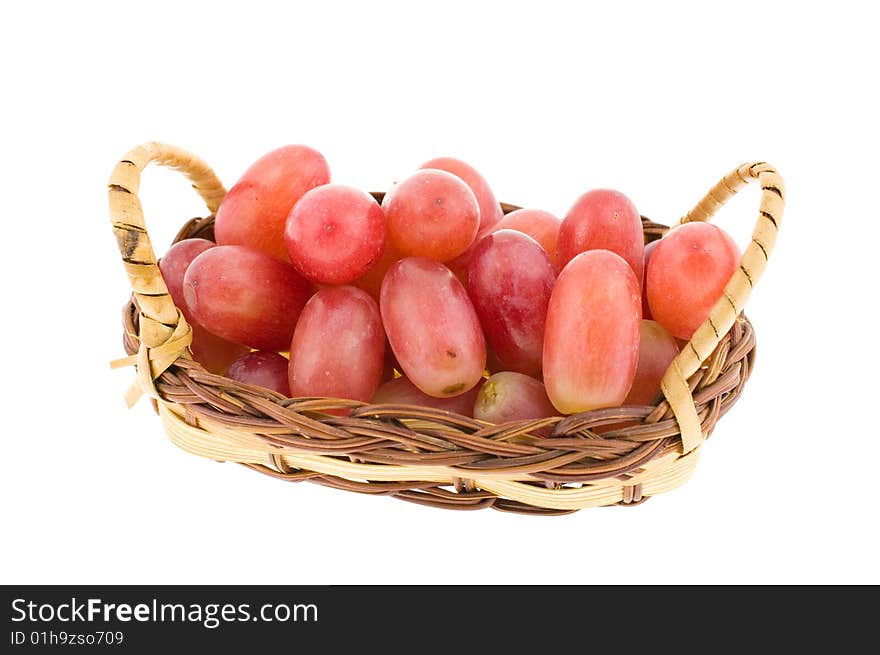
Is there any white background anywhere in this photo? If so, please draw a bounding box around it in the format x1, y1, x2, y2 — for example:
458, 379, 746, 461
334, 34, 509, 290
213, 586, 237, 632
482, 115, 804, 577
1, 1, 877, 585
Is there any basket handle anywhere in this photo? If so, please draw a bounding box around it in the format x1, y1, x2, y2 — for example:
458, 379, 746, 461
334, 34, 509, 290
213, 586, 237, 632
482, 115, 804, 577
108, 142, 226, 402
661, 162, 784, 453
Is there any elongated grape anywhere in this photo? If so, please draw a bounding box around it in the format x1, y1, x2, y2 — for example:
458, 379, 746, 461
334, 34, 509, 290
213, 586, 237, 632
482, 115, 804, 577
543, 250, 641, 413
491, 209, 561, 268
371, 376, 482, 417
183, 245, 313, 351
226, 351, 291, 396
557, 189, 644, 282
474, 372, 556, 431
420, 156, 503, 234
288, 286, 385, 403
284, 184, 385, 284
158, 238, 248, 373
468, 230, 555, 378
215, 145, 330, 261
625, 320, 680, 405
380, 257, 486, 397
646, 222, 741, 340
382, 169, 479, 262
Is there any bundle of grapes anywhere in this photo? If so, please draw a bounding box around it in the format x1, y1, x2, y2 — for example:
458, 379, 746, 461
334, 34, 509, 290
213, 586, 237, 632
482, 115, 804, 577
109, 142, 783, 514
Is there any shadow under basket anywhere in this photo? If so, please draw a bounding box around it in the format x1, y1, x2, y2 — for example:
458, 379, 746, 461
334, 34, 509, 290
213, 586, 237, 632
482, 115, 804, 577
109, 143, 784, 515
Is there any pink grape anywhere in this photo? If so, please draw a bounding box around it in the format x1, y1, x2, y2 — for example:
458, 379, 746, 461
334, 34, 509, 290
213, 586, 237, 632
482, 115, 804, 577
467, 230, 555, 378
473, 372, 556, 430
646, 222, 741, 340
183, 245, 313, 351
420, 156, 503, 234
380, 257, 486, 397
543, 250, 642, 414
214, 145, 330, 261
625, 320, 680, 405
490, 209, 561, 268
226, 351, 291, 396
158, 238, 248, 373
557, 189, 644, 282
284, 184, 385, 285
288, 286, 385, 403
371, 376, 483, 417
382, 169, 479, 262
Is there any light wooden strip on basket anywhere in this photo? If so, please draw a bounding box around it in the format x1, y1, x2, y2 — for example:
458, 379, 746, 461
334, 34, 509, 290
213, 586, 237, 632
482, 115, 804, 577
478, 451, 700, 510
662, 162, 784, 453
159, 402, 698, 510
108, 143, 225, 366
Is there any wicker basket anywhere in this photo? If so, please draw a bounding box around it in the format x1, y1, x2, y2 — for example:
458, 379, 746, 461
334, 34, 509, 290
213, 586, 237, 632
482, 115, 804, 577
109, 142, 783, 515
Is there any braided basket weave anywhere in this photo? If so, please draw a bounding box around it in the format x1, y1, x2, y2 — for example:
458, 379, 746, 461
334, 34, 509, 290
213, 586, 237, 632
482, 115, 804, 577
109, 143, 783, 515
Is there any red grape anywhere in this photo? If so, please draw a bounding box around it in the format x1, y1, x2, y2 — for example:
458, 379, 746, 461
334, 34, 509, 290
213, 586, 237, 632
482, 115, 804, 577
382, 169, 479, 262
226, 351, 291, 396
214, 145, 330, 261
420, 156, 503, 234
625, 320, 680, 405
641, 239, 659, 319
380, 257, 486, 397
183, 245, 312, 351
646, 222, 741, 340
490, 209, 561, 268
473, 372, 556, 429
158, 239, 248, 373
284, 184, 385, 284
467, 230, 555, 378
371, 376, 482, 417
288, 286, 385, 403
543, 250, 641, 414
557, 189, 644, 283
